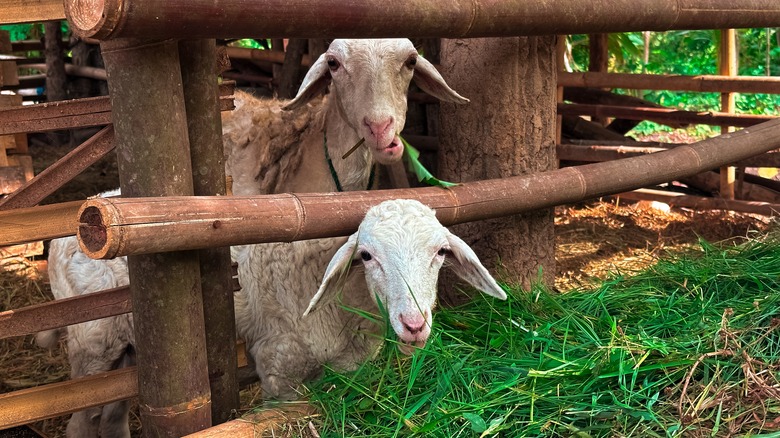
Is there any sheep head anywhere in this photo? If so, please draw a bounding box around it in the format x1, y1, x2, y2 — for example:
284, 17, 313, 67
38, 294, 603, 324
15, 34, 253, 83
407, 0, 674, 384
283, 39, 468, 165
304, 199, 506, 355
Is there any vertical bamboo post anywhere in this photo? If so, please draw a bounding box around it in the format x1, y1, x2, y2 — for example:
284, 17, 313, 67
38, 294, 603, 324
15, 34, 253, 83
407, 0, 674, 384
556, 35, 567, 146
588, 33, 609, 126
100, 38, 212, 436
178, 39, 239, 425
719, 29, 737, 199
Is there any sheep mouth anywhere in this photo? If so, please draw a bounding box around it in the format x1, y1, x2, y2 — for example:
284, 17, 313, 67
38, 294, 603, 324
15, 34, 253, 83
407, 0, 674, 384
371, 136, 404, 163
397, 338, 426, 355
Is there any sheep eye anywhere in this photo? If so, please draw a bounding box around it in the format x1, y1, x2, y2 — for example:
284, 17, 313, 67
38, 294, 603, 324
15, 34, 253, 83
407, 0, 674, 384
405, 55, 417, 69
360, 251, 373, 261
326, 57, 340, 71
437, 248, 449, 257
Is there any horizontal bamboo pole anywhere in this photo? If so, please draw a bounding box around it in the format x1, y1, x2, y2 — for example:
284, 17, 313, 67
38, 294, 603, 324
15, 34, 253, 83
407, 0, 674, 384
0, 347, 251, 431
0, 82, 235, 136
183, 403, 317, 438
558, 103, 774, 128
616, 189, 780, 216
0, 200, 83, 246
64, 0, 780, 40
225, 46, 313, 68
78, 118, 780, 259
557, 143, 780, 168
1, 0, 65, 25
0, 367, 137, 430
559, 71, 780, 94
0, 286, 130, 340
0, 127, 115, 211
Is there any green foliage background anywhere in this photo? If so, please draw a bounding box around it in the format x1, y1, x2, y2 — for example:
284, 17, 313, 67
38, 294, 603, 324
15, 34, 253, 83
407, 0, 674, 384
569, 29, 780, 137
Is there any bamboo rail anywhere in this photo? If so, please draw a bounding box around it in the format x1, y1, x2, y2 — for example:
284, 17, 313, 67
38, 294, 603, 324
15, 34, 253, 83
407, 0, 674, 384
0, 286, 131, 339
616, 189, 780, 216
0, 200, 83, 246
64, 0, 780, 40
78, 118, 780, 260
183, 403, 318, 438
0, 82, 235, 136
557, 103, 774, 128
558, 71, 780, 94
0, 368, 137, 430
0, 127, 115, 211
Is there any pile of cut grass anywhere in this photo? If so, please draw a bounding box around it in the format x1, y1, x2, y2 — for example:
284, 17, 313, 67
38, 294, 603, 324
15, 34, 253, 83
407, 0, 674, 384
306, 235, 780, 437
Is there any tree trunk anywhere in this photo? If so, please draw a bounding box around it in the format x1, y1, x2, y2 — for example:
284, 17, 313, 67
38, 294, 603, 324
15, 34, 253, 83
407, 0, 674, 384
438, 37, 558, 298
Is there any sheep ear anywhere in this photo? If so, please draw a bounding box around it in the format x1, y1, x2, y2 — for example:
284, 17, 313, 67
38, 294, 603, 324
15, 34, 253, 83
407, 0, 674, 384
445, 232, 507, 300
412, 56, 469, 104
282, 52, 332, 111
303, 233, 359, 316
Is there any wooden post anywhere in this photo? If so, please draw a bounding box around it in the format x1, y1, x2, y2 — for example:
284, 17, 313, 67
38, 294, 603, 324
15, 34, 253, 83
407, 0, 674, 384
100, 38, 211, 436
438, 37, 558, 294
178, 39, 239, 425
556, 36, 567, 146
719, 29, 737, 199
588, 33, 609, 126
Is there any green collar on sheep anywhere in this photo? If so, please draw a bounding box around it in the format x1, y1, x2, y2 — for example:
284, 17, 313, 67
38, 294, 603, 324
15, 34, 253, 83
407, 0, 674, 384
324, 133, 376, 192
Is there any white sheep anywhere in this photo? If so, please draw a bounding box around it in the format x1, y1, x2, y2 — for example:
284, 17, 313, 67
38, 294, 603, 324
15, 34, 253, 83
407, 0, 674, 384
41, 38, 475, 434
39, 238, 134, 437
236, 199, 506, 399
222, 38, 468, 195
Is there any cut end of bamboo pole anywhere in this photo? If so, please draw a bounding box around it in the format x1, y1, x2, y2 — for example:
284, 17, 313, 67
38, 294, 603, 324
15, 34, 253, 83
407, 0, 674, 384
64, 0, 122, 39
77, 200, 119, 259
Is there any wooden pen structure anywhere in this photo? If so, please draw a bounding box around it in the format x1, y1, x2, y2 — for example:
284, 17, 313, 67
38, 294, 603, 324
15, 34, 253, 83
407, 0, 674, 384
2, 0, 780, 436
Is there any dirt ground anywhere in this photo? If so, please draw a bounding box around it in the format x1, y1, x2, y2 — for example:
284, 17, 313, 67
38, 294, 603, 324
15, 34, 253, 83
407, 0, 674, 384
0, 138, 774, 436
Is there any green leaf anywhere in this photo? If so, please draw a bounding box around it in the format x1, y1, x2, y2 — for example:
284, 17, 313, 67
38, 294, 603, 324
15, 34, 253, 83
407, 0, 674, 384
400, 136, 458, 188
463, 413, 487, 433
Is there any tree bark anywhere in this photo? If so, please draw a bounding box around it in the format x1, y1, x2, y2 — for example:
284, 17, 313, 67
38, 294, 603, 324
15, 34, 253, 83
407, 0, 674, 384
277, 38, 307, 99
44, 21, 67, 102
438, 37, 558, 296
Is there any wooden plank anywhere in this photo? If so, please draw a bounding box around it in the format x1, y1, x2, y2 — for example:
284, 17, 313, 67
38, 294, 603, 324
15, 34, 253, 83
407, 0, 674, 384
0, 200, 83, 246
0, 286, 131, 339
0, 0, 66, 25
0, 31, 19, 87
0, 241, 43, 260
0, 166, 24, 194
0, 95, 22, 163
6, 155, 33, 181
0, 367, 137, 430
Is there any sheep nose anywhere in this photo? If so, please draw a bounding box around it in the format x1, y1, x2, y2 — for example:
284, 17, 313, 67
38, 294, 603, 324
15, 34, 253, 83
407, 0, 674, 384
364, 117, 393, 139
400, 314, 426, 335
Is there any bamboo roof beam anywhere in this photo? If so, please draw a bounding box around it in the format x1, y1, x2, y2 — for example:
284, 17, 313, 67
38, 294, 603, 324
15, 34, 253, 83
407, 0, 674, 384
64, 0, 780, 40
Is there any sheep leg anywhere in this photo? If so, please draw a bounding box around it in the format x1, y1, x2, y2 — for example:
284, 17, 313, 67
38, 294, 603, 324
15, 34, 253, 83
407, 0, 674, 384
248, 335, 320, 400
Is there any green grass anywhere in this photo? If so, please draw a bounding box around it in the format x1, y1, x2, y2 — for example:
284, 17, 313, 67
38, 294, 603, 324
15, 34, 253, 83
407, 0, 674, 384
305, 234, 780, 437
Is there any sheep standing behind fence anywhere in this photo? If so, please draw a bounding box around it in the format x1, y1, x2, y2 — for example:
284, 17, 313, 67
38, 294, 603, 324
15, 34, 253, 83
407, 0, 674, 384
222, 38, 468, 195
41, 38, 476, 435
